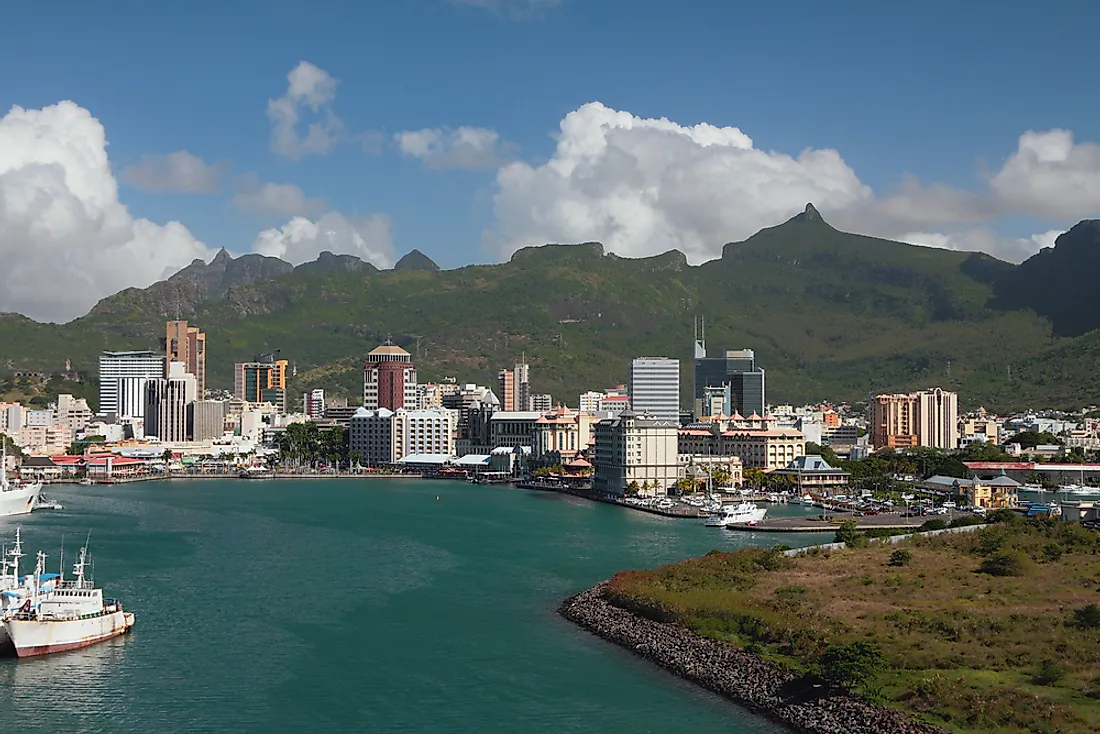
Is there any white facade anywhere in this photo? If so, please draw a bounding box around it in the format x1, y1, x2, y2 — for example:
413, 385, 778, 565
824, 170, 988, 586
349, 408, 457, 465
24, 410, 54, 428
579, 391, 604, 414
99, 351, 166, 418
303, 389, 325, 420
593, 410, 681, 496
57, 394, 93, 436
915, 388, 959, 450
629, 357, 680, 424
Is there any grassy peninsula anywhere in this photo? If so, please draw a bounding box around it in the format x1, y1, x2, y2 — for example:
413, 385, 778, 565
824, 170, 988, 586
606, 515, 1100, 733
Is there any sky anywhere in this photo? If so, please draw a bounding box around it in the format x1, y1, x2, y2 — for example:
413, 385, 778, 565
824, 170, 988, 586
2, 0, 1099, 322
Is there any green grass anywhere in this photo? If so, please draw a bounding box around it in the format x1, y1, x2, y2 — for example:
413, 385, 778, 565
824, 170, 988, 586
606, 518, 1100, 733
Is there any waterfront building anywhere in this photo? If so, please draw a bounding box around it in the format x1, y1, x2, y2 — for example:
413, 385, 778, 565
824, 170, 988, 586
303, 389, 325, 420
533, 406, 598, 463
768, 455, 850, 493
629, 357, 680, 424
164, 320, 207, 398
488, 411, 542, 449
363, 341, 418, 411
99, 350, 167, 419
871, 388, 958, 450
678, 422, 805, 470
442, 383, 498, 437
348, 407, 457, 465
234, 354, 289, 412
592, 410, 680, 496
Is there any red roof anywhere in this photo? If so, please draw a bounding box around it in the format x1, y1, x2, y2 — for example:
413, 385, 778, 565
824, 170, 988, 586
963, 461, 1034, 470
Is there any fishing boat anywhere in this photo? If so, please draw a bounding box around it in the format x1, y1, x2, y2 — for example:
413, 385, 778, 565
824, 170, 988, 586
0, 529, 59, 652
3, 540, 135, 657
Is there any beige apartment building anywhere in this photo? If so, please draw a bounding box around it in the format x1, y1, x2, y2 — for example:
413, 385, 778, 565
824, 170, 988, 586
593, 410, 680, 496
678, 425, 806, 470
871, 388, 958, 450
165, 320, 207, 398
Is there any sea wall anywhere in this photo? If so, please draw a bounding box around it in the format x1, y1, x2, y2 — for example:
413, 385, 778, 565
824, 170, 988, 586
560, 583, 944, 734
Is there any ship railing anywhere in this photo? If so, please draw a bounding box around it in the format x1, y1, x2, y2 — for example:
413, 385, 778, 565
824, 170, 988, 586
57, 580, 95, 590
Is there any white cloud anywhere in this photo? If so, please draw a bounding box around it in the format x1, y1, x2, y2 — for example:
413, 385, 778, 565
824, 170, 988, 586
0, 101, 214, 322
446, 0, 563, 20
488, 102, 1100, 265
232, 176, 325, 217
394, 126, 515, 170
119, 150, 227, 193
989, 129, 1100, 220
251, 212, 394, 268
267, 61, 344, 161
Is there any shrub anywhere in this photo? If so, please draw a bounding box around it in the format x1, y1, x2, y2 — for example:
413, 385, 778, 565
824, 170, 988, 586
986, 508, 1021, 524
860, 575, 875, 586
978, 551, 1028, 577
949, 515, 984, 528
1073, 603, 1100, 630
889, 549, 912, 567
920, 519, 948, 532
775, 584, 805, 599
818, 640, 886, 690
1032, 658, 1067, 686
834, 520, 866, 547
1043, 542, 1064, 562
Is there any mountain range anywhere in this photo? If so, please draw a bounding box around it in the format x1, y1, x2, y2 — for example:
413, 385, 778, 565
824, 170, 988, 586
1, 205, 1097, 413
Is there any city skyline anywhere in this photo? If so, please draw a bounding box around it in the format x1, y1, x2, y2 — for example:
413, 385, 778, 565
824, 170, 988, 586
4, 1, 1100, 321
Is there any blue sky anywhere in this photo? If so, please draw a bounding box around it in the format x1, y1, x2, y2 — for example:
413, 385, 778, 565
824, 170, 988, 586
2, 0, 1099, 320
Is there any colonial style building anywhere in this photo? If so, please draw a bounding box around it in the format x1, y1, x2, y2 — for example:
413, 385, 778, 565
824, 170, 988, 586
678, 414, 805, 470
532, 405, 598, 464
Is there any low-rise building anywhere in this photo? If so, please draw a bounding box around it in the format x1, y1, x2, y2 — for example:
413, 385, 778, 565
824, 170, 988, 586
678, 424, 805, 470
349, 407, 457, 466
768, 455, 850, 493
489, 411, 542, 450
593, 410, 680, 496
532, 406, 597, 464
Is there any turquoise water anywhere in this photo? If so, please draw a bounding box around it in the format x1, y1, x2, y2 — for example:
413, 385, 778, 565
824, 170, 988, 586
0, 480, 831, 733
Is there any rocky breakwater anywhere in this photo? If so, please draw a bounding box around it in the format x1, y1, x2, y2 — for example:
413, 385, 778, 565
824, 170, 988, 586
559, 583, 943, 734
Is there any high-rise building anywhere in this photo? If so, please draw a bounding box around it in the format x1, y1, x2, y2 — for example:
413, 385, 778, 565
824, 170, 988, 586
871, 388, 958, 450
693, 340, 766, 419
497, 369, 516, 412
303, 389, 325, 419
188, 400, 227, 441
363, 341, 418, 410
57, 394, 93, 437
164, 320, 207, 398
234, 354, 289, 412
629, 357, 680, 424
99, 351, 167, 418
144, 363, 197, 442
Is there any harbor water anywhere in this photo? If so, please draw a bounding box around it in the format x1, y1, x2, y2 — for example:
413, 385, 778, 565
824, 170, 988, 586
0, 480, 830, 733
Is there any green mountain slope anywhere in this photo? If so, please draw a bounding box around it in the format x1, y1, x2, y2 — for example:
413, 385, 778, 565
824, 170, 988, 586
1, 207, 1095, 412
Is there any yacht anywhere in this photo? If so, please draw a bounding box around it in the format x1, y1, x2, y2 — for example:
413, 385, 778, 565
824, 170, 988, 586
703, 502, 768, 527
0, 444, 43, 517
3, 542, 135, 657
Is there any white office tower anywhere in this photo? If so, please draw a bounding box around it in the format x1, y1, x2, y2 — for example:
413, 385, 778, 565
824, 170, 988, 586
629, 357, 680, 424
99, 351, 167, 419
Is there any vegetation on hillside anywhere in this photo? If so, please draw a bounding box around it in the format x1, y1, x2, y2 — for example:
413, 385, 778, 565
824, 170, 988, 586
4, 211, 1100, 411
606, 515, 1100, 733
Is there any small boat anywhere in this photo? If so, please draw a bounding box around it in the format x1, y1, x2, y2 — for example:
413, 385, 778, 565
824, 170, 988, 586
3, 542, 135, 657
78, 478, 93, 486
34, 497, 63, 511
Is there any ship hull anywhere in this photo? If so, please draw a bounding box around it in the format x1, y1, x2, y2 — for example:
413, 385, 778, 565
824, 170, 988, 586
0, 485, 43, 517
5, 610, 134, 657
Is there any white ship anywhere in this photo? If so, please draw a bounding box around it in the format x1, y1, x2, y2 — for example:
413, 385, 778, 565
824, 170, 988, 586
0, 443, 43, 517
703, 502, 768, 527
3, 542, 135, 657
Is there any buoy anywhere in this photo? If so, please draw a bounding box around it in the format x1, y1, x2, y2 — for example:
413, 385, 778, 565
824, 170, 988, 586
436, 496, 440, 501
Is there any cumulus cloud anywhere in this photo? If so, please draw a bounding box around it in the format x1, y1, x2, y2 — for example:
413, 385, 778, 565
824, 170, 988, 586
251, 212, 394, 268
232, 175, 325, 217
394, 126, 516, 170
446, 0, 563, 20
0, 101, 214, 322
488, 102, 1100, 265
120, 150, 227, 193
267, 61, 344, 160
989, 129, 1100, 220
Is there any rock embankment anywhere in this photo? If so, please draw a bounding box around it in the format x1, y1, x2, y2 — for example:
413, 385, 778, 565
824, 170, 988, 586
559, 583, 943, 734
